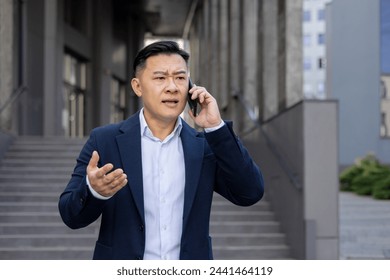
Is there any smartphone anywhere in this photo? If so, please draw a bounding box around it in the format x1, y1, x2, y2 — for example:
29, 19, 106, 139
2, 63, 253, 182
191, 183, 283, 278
187, 78, 198, 116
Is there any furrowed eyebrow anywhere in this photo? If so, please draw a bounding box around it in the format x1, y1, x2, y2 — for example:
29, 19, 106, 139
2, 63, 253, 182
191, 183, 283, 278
174, 70, 187, 75
152, 70, 187, 76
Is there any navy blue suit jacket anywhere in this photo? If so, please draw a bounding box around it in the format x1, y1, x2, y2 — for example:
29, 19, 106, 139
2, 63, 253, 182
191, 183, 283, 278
59, 112, 264, 260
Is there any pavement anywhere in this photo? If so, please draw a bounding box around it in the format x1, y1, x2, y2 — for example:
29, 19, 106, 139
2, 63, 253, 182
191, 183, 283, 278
339, 191, 390, 259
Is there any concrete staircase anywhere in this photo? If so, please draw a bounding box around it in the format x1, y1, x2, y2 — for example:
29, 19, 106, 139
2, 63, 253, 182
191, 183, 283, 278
0, 136, 98, 259
0, 136, 291, 259
211, 194, 291, 259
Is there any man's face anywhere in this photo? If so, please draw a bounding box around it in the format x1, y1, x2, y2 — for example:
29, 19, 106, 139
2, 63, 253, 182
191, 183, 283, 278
131, 53, 189, 125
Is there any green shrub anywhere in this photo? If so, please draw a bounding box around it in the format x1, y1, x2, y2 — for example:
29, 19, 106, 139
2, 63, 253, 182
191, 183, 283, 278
339, 154, 390, 199
372, 175, 390, 199
339, 165, 363, 191
352, 160, 390, 196
350, 175, 374, 195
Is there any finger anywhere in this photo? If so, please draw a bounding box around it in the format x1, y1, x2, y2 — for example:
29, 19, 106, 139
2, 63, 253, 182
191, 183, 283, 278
88, 151, 99, 169
109, 173, 127, 189
104, 168, 124, 183
96, 163, 114, 178
189, 86, 203, 98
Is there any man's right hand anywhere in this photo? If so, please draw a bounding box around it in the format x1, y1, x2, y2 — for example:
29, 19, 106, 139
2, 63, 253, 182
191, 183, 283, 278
86, 151, 128, 197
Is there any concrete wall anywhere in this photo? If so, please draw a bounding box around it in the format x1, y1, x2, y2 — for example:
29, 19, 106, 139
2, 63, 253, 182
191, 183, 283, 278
0, 0, 14, 131
328, 0, 390, 165
263, 100, 339, 259
303, 101, 339, 259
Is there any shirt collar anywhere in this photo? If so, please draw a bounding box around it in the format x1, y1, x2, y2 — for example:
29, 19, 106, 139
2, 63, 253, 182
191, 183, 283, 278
139, 108, 183, 143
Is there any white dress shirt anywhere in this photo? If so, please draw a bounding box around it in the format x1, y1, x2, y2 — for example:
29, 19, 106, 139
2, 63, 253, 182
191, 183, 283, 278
139, 110, 185, 260
87, 109, 224, 260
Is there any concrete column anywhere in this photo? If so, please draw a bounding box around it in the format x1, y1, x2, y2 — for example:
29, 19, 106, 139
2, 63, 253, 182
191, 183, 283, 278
200, 0, 210, 87
0, 0, 14, 131
228, 0, 243, 127
262, 0, 279, 120
209, 0, 219, 99
24, 0, 45, 135
127, 17, 145, 116
285, 0, 303, 107
218, 0, 229, 110
43, 0, 60, 136
242, 0, 259, 124
93, 0, 112, 126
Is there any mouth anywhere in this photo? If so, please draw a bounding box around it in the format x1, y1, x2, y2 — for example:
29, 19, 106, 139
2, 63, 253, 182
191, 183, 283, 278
162, 100, 179, 105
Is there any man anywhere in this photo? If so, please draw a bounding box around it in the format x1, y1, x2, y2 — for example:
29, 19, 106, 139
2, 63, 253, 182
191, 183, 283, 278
59, 41, 264, 260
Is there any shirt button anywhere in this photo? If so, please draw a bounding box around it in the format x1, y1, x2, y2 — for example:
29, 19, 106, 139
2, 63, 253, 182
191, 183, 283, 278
161, 198, 166, 203
139, 225, 144, 232
162, 225, 167, 231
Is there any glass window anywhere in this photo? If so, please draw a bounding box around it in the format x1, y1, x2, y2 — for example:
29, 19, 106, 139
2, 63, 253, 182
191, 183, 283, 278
304, 57, 312, 70
63, 53, 87, 137
110, 77, 127, 123
318, 57, 326, 69
318, 82, 325, 93
381, 76, 390, 138
318, 33, 325, 45
318, 9, 325, 20
303, 10, 311, 22
303, 34, 312, 46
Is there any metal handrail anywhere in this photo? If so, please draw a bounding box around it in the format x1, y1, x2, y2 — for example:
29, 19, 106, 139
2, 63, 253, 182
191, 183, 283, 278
235, 92, 302, 190
0, 85, 27, 116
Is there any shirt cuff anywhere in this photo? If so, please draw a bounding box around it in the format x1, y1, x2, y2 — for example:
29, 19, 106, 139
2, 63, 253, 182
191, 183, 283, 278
86, 175, 112, 200
204, 120, 225, 133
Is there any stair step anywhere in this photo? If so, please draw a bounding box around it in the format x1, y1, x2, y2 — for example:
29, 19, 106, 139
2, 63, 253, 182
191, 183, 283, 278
0, 158, 76, 167
0, 212, 63, 223
0, 247, 94, 260
210, 211, 275, 222
0, 174, 71, 182
0, 192, 60, 202
0, 202, 59, 212
210, 221, 280, 234
3, 151, 79, 159
0, 222, 99, 235
213, 245, 291, 260
0, 166, 74, 174
0, 234, 97, 247
211, 233, 287, 246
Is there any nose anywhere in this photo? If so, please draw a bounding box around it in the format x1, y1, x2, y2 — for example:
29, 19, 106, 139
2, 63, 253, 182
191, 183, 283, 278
165, 77, 179, 93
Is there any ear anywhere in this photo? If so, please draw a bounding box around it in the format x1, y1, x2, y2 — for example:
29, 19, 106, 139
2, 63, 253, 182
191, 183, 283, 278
131, 78, 142, 97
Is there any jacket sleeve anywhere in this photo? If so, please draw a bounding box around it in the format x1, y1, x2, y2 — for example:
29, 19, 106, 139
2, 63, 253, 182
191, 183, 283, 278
58, 130, 108, 229
205, 121, 264, 206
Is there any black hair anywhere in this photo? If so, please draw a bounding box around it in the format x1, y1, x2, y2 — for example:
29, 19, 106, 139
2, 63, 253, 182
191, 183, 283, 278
133, 40, 190, 77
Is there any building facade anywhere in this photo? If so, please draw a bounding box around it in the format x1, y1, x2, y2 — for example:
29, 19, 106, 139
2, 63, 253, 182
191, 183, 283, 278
327, 0, 390, 166
302, 0, 331, 99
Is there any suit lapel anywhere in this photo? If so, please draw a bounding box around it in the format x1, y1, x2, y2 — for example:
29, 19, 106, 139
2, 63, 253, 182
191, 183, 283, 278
180, 122, 205, 228
115, 113, 145, 223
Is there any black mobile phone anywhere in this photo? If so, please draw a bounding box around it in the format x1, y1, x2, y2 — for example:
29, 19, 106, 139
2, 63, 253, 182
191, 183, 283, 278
187, 78, 198, 116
